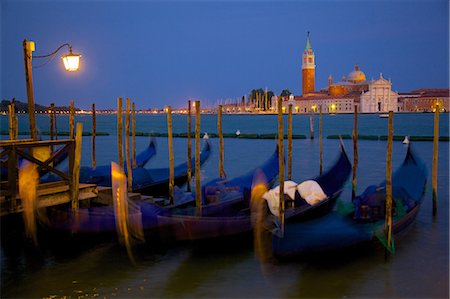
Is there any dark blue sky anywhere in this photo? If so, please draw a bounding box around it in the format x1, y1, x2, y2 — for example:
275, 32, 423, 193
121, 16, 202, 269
1, 0, 449, 109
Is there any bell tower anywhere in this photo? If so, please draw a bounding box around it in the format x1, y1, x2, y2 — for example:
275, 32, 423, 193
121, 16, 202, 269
302, 31, 315, 96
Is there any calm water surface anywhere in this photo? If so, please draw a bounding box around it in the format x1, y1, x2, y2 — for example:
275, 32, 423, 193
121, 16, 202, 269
1, 113, 449, 298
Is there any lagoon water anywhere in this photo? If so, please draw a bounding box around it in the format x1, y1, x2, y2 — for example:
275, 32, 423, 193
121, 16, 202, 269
1, 113, 449, 298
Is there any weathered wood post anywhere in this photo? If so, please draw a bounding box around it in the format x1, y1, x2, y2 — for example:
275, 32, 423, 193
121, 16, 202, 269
53, 105, 57, 140
195, 101, 202, 214
167, 106, 175, 203
187, 100, 192, 192
50, 103, 55, 141
69, 100, 75, 139
432, 102, 440, 215
92, 103, 96, 169
117, 97, 124, 169
72, 122, 83, 209
319, 105, 323, 175
125, 98, 132, 192
11, 98, 19, 139
132, 102, 137, 168
352, 105, 359, 200
309, 109, 314, 139
8, 104, 15, 140
385, 111, 394, 254
277, 97, 285, 236
218, 105, 225, 178
23, 39, 37, 141
288, 104, 293, 180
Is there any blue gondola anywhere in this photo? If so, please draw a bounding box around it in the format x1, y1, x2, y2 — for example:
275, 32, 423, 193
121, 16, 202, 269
270, 145, 427, 257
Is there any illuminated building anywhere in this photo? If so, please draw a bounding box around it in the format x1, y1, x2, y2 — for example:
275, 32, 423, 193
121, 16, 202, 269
279, 33, 401, 113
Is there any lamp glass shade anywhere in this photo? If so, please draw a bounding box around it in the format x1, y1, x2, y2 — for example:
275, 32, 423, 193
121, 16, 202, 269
62, 53, 81, 71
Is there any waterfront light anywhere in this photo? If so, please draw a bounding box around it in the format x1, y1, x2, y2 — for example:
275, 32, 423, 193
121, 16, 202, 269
61, 48, 81, 71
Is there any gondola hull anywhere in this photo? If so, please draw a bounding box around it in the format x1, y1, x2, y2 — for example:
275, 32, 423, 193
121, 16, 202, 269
271, 146, 427, 257
146, 145, 350, 242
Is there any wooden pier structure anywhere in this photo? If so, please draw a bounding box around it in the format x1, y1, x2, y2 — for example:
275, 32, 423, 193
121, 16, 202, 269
0, 138, 99, 216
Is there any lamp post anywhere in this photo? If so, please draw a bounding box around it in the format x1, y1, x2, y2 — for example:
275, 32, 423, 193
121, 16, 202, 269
23, 39, 81, 140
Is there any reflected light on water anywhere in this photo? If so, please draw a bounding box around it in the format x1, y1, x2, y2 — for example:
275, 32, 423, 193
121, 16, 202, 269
250, 170, 273, 264
19, 160, 39, 246
111, 162, 144, 264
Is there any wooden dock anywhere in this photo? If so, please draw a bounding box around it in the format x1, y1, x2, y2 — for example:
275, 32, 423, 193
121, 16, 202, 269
0, 181, 98, 216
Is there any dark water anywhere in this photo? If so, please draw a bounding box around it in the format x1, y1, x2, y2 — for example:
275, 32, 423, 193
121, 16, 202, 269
1, 113, 449, 298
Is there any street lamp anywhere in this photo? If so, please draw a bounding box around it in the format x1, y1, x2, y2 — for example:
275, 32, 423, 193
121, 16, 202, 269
23, 39, 81, 140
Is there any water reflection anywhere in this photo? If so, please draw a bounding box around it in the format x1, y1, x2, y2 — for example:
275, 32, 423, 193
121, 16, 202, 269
111, 162, 144, 264
19, 160, 39, 246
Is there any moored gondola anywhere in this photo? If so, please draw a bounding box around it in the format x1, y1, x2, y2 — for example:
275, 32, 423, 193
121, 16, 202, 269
269, 145, 427, 257
146, 144, 350, 241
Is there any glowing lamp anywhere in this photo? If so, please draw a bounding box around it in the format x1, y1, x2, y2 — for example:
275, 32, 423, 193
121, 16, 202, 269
62, 49, 81, 71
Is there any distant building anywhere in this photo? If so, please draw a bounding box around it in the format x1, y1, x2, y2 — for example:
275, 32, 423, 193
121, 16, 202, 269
278, 33, 400, 114
398, 88, 449, 112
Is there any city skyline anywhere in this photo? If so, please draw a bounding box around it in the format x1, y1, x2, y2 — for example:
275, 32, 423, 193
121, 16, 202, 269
1, 0, 449, 109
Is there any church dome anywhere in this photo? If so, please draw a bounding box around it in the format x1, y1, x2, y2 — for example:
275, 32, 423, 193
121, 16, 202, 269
347, 65, 366, 83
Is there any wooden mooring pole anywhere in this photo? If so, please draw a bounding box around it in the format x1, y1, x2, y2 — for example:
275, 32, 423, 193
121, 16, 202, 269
288, 104, 293, 180
352, 105, 358, 200
117, 97, 124, 169
132, 102, 137, 168
72, 122, 83, 209
195, 101, 201, 215
167, 106, 175, 203
385, 111, 394, 254
50, 103, 55, 141
53, 104, 57, 140
277, 97, 285, 236
187, 100, 192, 192
69, 100, 75, 139
432, 102, 440, 216
319, 105, 323, 175
8, 103, 15, 140
125, 98, 132, 192
218, 105, 225, 178
92, 103, 96, 169
23, 39, 37, 141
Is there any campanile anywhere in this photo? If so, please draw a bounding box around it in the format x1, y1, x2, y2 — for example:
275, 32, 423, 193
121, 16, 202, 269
302, 32, 315, 95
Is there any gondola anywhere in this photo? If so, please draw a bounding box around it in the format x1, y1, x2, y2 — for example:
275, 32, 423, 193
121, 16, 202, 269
144, 144, 350, 241
43, 140, 211, 233
269, 145, 427, 257
78, 137, 157, 187
131, 140, 211, 196
44, 141, 271, 235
